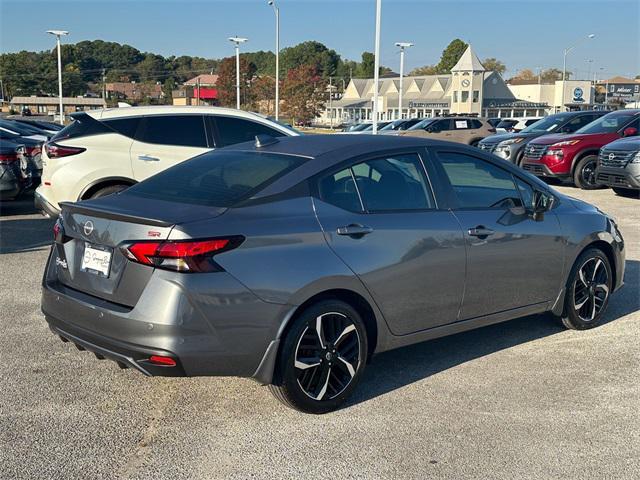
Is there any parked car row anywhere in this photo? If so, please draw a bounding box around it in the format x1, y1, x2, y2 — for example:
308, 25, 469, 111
474, 109, 640, 196
0, 117, 56, 200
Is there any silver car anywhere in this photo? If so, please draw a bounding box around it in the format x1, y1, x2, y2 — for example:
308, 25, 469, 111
42, 135, 625, 413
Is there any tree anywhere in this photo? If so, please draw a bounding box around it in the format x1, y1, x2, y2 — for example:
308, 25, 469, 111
540, 68, 567, 82
510, 68, 537, 82
357, 52, 375, 77
281, 41, 339, 79
252, 75, 276, 115
482, 57, 506, 74
435, 39, 468, 73
409, 64, 437, 76
282, 64, 326, 125
215, 56, 256, 108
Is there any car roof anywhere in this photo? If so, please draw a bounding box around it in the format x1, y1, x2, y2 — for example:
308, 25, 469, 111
224, 133, 450, 160
85, 105, 282, 123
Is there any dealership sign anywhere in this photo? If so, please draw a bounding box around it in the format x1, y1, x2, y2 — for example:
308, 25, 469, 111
608, 83, 640, 98
408, 101, 449, 108
572, 87, 585, 103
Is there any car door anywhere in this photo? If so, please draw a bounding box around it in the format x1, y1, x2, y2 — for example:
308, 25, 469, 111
433, 148, 564, 320
313, 150, 466, 335
130, 114, 211, 181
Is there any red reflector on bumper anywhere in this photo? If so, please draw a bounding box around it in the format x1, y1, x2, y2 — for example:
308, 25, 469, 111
149, 355, 177, 367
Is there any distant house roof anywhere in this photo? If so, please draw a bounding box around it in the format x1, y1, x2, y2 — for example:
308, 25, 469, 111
10, 96, 106, 106
600, 76, 640, 84
184, 74, 218, 86
451, 45, 485, 72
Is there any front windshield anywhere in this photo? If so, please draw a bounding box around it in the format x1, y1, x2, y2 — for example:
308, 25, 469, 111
408, 118, 436, 130
380, 120, 403, 131
351, 123, 371, 132
575, 113, 637, 134
520, 116, 565, 133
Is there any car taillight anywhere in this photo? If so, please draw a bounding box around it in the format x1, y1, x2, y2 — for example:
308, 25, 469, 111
121, 237, 244, 273
0, 153, 19, 164
25, 145, 42, 157
45, 142, 85, 159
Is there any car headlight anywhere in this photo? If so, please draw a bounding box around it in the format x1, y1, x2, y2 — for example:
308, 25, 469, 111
498, 137, 525, 146
550, 140, 581, 148
631, 151, 640, 164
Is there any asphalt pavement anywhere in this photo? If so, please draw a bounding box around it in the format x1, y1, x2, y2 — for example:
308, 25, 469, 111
1, 187, 638, 480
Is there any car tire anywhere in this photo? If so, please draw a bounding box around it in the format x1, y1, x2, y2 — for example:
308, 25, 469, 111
268, 300, 368, 414
612, 187, 640, 199
558, 248, 612, 330
89, 184, 129, 199
573, 155, 600, 190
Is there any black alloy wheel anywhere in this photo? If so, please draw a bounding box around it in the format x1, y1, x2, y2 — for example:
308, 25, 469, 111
269, 300, 367, 414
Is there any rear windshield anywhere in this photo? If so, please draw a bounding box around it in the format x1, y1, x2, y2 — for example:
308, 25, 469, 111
51, 113, 110, 141
126, 151, 305, 207
497, 120, 518, 128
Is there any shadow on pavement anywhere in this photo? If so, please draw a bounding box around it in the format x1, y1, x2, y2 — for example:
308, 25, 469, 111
350, 259, 639, 407
1, 193, 54, 254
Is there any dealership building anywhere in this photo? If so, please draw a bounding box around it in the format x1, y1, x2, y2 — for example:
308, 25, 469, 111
319, 45, 597, 125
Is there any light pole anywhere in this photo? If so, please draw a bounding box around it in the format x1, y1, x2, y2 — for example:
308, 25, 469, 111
586, 59, 593, 83
395, 42, 413, 120
228, 37, 248, 110
268, 1, 280, 120
46, 30, 69, 124
372, 0, 382, 134
561, 33, 595, 112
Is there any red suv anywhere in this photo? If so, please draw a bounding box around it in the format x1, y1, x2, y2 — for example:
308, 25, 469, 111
522, 109, 640, 189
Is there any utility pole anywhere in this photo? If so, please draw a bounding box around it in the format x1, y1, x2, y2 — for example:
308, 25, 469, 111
47, 29, 69, 124
196, 77, 201, 106
268, 1, 280, 120
395, 42, 413, 120
329, 77, 333, 130
372, 0, 382, 134
228, 37, 248, 110
102, 68, 106, 99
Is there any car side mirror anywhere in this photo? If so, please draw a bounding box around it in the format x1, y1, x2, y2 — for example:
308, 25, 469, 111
531, 190, 552, 219
623, 127, 638, 137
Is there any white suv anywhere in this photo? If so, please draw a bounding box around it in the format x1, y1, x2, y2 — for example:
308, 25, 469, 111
35, 106, 298, 216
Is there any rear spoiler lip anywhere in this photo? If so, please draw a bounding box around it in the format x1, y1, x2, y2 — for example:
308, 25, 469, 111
59, 201, 174, 228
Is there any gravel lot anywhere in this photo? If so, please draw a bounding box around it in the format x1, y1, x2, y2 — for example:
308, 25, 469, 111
1, 187, 638, 480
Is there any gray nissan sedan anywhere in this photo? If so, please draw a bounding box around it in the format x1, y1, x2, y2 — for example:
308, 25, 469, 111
42, 134, 625, 413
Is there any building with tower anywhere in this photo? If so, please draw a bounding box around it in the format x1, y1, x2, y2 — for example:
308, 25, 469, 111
317, 45, 597, 126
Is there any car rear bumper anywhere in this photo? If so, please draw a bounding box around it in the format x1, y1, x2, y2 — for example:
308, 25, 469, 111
596, 166, 640, 190
41, 249, 290, 381
34, 188, 61, 217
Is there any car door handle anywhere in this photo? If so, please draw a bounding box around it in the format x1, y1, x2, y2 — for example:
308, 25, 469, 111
468, 226, 495, 238
337, 224, 374, 238
138, 154, 160, 162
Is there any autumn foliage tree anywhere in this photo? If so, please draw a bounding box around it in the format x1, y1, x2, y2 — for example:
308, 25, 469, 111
215, 56, 257, 108
282, 65, 327, 125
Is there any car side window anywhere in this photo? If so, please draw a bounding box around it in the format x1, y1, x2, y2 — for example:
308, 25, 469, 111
514, 177, 534, 209
136, 115, 207, 147
213, 116, 286, 147
103, 117, 141, 138
437, 152, 523, 209
623, 118, 640, 133
320, 154, 434, 212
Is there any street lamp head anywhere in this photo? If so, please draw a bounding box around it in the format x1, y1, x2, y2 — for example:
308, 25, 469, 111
46, 30, 69, 37
228, 37, 248, 45
588, 34, 595, 39
395, 42, 414, 48
268, 0, 274, 4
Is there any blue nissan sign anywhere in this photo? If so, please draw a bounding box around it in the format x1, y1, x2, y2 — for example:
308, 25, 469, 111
572, 87, 585, 103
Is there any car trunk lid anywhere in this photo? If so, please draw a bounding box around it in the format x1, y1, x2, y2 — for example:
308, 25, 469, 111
53, 195, 226, 307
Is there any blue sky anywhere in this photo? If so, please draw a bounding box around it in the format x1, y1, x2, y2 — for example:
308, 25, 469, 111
1, 0, 638, 79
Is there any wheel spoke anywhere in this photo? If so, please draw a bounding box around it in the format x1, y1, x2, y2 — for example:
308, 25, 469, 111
578, 268, 589, 288
334, 324, 356, 346
591, 258, 603, 281
337, 356, 356, 378
595, 283, 609, 295
315, 315, 326, 349
575, 294, 590, 310
315, 366, 331, 400
295, 357, 321, 371
589, 293, 597, 320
